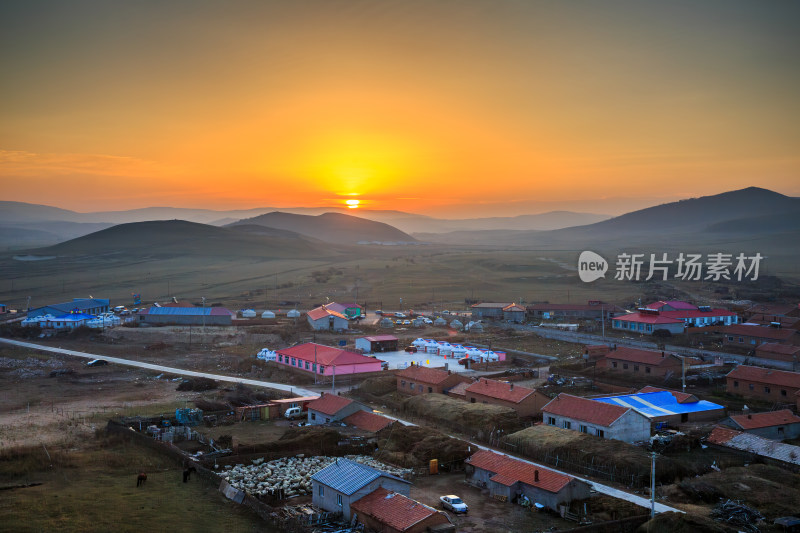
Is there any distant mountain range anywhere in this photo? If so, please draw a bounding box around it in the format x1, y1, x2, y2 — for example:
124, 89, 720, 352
2, 187, 798, 254
0, 200, 609, 249
417, 187, 800, 248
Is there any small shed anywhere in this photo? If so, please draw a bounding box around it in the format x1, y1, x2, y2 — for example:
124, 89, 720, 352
355, 335, 399, 354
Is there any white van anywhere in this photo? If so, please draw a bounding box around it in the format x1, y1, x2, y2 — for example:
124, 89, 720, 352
284, 407, 304, 420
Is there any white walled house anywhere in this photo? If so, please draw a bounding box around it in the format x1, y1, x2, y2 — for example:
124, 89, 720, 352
307, 305, 349, 331
541, 393, 651, 444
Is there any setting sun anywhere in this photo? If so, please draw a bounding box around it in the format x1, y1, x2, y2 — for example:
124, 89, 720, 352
346, 199, 360, 209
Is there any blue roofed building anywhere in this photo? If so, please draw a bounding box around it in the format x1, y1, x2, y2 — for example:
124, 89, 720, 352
311, 458, 410, 520
138, 306, 234, 326
592, 386, 726, 425
27, 298, 110, 318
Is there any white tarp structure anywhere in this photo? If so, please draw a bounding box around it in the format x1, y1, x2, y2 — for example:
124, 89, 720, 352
287, 309, 301, 318
437, 342, 453, 356
449, 319, 463, 330
411, 338, 428, 348
379, 318, 394, 328
261, 310, 276, 318
256, 348, 277, 361
433, 317, 447, 327
241, 309, 256, 318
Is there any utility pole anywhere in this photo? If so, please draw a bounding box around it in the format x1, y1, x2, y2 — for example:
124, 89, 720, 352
314, 345, 318, 385
332, 365, 336, 394
650, 451, 656, 519
681, 355, 686, 393
202, 296, 206, 344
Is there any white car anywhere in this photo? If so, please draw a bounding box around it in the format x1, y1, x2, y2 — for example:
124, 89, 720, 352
440, 495, 468, 513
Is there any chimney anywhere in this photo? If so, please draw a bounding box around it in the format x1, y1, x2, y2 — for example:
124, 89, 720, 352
510, 383, 514, 391
661, 351, 665, 358
534, 470, 539, 482
747, 414, 752, 419
448, 370, 451, 375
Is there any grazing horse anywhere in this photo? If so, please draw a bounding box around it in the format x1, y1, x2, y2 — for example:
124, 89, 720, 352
183, 465, 197, 483
136, 472, 147, 487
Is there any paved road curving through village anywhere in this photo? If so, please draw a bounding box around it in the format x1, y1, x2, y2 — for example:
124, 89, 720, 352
0, 337, 317, 396
4, 337, 682, 515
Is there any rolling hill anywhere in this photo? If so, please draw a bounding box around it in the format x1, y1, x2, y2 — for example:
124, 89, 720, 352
228, 212, 417, 244
32, 220, 337, 259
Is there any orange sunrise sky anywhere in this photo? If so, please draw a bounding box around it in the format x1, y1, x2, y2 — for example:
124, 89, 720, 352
1, 1, 798, 217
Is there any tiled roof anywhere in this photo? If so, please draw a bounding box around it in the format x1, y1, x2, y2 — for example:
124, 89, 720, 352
602, 347, 680, 366
614, 313, 683, 325
471, 302, 512, 308
542, 393, 630, 427
350, 487, 442, 532
307, 305, 348, 321
278, 343, 382, 366
446, 381, 470, 397
745, 303, 798, 316
729, 409, 800, 430
311, 459, 408, 496
326, 302, 362, 314
306, 394, 354, 416
343, 410, 394, 432
726, 365, 800, 389
638, 386, 698, 404
395, 365, 453, 385
465, 378, 536, 403
466, 450, 572, 493
707, 427, 800, 467
755, 343, 800, 355
503, 304, 526, 312
722, 325, 798, 340
647, 300, 698, 311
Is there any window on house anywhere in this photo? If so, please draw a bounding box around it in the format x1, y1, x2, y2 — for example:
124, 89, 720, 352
596, 429, 604, 438
733, 381, 739, 387
781, 389, 787, 396
645, 367, 651, 374
291, 357, 296, 365
410, 383, 415, 390
764, 386, 770, 393
634, 365, 639, 372
728, 336, 734, 341
579, 425, 588, 433
325, 418, 330, 423
547, 417, 556, 426
749, 383, 754, 390
622, 363, 628, 370
738, 337, 744, 343
470, 398, 476, 403
428, 387, 433, 393
311, 413, 316, 420
319, 366, 325, 373
401, 380, 406, 387
612, 362, 618, 368
319, 485, 324, 496
337, 494, 342, 506
278, 354, 283, 362
563, 421, 572, 429
305, 361, 310, 370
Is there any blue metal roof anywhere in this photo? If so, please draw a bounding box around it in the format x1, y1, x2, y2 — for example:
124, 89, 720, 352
148, 307, 212, 316
592, 391, 723, 419
311, 458, 408, 495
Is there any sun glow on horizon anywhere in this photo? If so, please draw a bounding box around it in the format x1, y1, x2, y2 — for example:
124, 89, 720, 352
346, 199, 360, 209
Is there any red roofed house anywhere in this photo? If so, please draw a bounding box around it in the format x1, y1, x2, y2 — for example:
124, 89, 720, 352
465, 378, 550, 418
306, 305, 349, 331
395, 364, 472, 396
721, 324, 799, 347
755, 343, 800, 365
350, 487, 453, 533
596, 346, 683, 378
465, 450, 591, 511
722, 409, 800, 440
541, 393, 651, 443
612, 309, 685, 336
306, 393, 368, 425
276, 343, 384, 376
726, 365, 800, 404
343, 410, 395, 433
